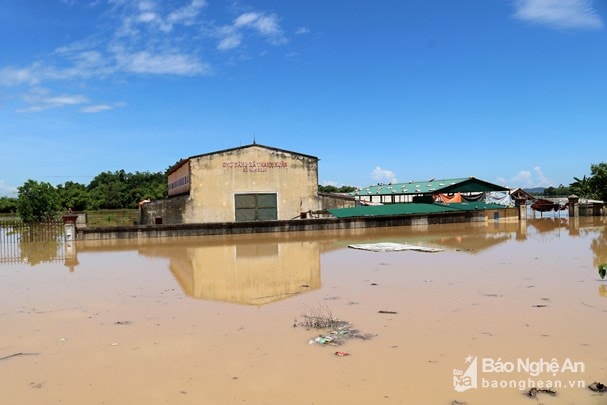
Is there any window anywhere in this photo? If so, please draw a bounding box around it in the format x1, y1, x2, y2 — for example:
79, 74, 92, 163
234, 193, 277, 221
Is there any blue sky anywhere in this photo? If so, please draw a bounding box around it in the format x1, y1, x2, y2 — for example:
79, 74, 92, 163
1, 0, 606, 197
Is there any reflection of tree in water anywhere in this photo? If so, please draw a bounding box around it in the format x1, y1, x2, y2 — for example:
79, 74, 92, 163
3, 223, 65, 265
19, 241, 63, 265
590, 227, 607, 269
528, 218, 568, 234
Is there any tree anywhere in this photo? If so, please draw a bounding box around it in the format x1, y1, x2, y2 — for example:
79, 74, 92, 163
589, 162, 607, 202
57, 181, 90, 211
0, 197, 18, 213
17, 180, 61, 223
87, 170, 167, 209
570, 175, 593, 198
543, 184, 570, 196
318, 184, 358, 193
571, 163, 607, 202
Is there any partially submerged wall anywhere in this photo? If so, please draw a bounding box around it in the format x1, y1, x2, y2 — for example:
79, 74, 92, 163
76, 209, 489, 240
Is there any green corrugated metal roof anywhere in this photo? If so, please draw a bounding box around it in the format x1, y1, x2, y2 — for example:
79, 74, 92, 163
440, 202, 508, 211
350, 177, 509, 196
327, 202, 507, 218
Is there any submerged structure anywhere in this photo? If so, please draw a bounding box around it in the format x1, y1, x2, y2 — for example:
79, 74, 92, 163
350, 177, 511, 205
142, 143, 319, 224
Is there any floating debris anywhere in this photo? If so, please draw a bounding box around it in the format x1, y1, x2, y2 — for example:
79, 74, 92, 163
298, 305, 375, 347
378, 310, 398, 314
525, 387, 557, 398
308, 324, 376, 346
588, 382, 607, 393
297, 304, 343, 329
348, 242, 444, 253
334, 351, 350, 357
0, 352, 40, 361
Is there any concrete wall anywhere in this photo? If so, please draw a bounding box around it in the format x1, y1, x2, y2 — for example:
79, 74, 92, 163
318, 192, 356, 210
486, 207, 519, 222
140, 195, 188, 225
76, 210, 488, 240
185, 145, 319, 223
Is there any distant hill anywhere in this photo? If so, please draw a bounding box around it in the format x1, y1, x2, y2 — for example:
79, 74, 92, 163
524, 187, 544, 195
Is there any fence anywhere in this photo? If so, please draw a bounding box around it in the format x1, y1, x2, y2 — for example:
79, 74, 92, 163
0, 221, 66, 265
0, 220, 65, 243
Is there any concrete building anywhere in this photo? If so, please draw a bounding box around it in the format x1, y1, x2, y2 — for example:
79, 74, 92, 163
143, 143, 320, 224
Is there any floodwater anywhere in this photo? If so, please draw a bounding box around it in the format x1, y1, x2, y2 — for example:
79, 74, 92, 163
1, 217, 606, 405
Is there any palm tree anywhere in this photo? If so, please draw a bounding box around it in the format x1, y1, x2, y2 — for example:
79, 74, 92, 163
569, 175, 593, 199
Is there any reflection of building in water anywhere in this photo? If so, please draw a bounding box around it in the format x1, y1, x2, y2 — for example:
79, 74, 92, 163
167, 240, 321, 305
400, 221, 522, 253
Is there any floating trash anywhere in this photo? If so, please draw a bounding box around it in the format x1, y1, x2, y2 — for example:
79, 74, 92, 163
348, 242, 444, 253
298, 304, 376, 348
525, 387, 557, 398
334, 351, 350, 357
588, 382, 607, 393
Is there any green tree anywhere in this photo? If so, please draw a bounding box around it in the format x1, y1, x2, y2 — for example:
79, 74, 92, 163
589, 162, 607, 202
570, 175, 593, 198
87, 170, 167, 209
544, 184, 571, 196
0, 196, 18, 213
318, 184, 358, 193
17, 180, 61, 223
57, 181, 90, 211
87, 170, 129, 209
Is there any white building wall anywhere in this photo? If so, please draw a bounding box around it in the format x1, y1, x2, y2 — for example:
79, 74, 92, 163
183, 145, 319, 223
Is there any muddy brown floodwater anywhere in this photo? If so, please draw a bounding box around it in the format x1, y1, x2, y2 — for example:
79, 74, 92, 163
1, 217, 607, 405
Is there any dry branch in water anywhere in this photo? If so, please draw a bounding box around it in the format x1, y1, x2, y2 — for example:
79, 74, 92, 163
297, 303, 376, 346
298, 303, 347, 330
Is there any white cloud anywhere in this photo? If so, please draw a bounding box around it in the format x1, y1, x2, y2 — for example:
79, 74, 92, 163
80, 104, 112, 113
234, 12, 260, 28
167, 0, 206, 27
513, 0, 603, 30
17, 88, 89, 112
217, 11, 287, 50
295, 27, 310, 35
497, 166, 556, 188
371, 166, 398, 184
0, 180, 18, 197
137, 11, 157, 23
127, 0, 207, 32
79, 101, 125, 113
321, 180, 339, 187
0, 1, 292, 113
217, 28, 242, 50
114, 49, 209, 75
